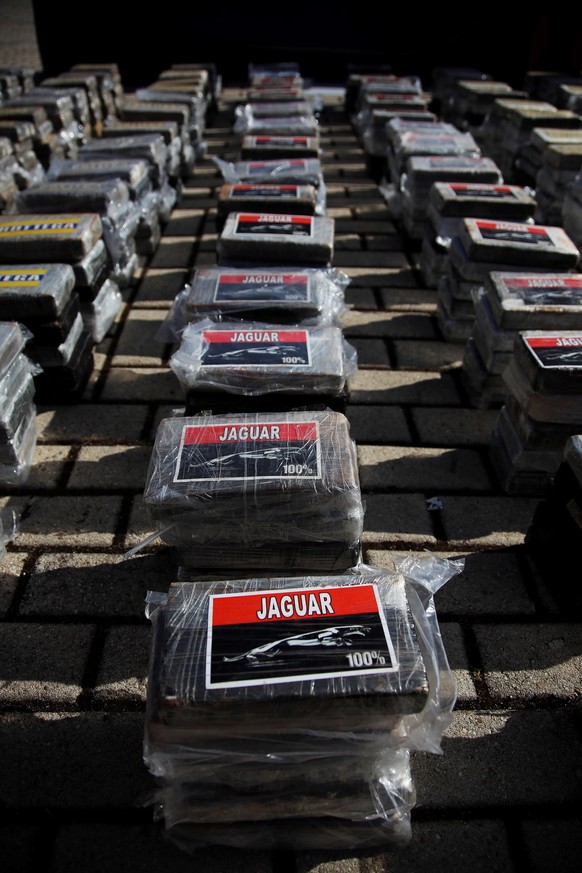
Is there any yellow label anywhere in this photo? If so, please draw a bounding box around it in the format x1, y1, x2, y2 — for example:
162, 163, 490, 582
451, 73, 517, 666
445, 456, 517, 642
0, 268, 47, 286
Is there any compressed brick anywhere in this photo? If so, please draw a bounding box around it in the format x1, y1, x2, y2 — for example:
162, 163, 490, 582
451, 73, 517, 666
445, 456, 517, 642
92, 625, 151, 706
0, 711, 150, 808
35, 404, 149, 444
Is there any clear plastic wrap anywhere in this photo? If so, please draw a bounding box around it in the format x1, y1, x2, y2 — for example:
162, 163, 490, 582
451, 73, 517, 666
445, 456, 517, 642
169, 319, 357, 396
142, 555, 461, 850
156, 266, 350, 342
79, 278, 122, 343
0, 320, 29, 376
140, 409, 364, 567
0, 401, 36, 484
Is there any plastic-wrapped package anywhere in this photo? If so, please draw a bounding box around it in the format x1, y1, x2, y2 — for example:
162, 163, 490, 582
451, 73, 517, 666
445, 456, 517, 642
75, 134, 169, 186
213, 156, 323, 187
0, 319, 29, 374
0, 321, 37, 484
240, 135, 320, 159
47, 157, 153, 201
141, 409, 364, 570
142, 555, 461, 850
217, 183, 321, 223
70, 239, 110, 297
79, 278, 122, 343
15, 178, 133, 227
233, 105, 319, 137
0, 263, 76, 322
169, 319, 357, 404
217, 212, 334, 267
0, 213, 103, 261
157, 266, 349, 342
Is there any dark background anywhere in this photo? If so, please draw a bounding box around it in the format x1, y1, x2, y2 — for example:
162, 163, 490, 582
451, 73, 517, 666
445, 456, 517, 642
30, 3, 582, 89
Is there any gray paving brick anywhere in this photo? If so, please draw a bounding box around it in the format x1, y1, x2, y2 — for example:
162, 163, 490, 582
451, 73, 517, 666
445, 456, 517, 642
412, 407, 499, 448
146, 237, 197, 269
36, 404, 150, 444
19, 551, 169, 618
49, 823, 274, 873
343, 311, 437, 339
350, 338, 390, 366
131, 268, 188, 308
358, 446, 492, 492
348, 369, 462, 406
0, 711, 150, 808
0, 551, 27, 616
93, 625, 151, 707
360, 819, 515, 873
362, 494, 436, 546
519, 818, 582, 873
440, 623, 478, 703
334, 251, 410, 269
296, 855, 360, 873
122, 495, 161, 551
412, 709, 582, 808
0, 623, 94, 707
336, 219, 398, 234
335, 234, 364, 251
111, 310, 170, 366
99, 368, 183, 403
67, 445, 152, 491
10, 444, 71, 490
378, 287, 437, 311
345, 405, 411, 444
474, 623, 582, 702
16, 495, 124, 548
394, 339, 464, 371
439, 496, 541, 548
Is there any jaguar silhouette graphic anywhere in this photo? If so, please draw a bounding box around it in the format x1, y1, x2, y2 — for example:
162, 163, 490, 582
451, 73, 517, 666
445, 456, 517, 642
222, 625, 372, 665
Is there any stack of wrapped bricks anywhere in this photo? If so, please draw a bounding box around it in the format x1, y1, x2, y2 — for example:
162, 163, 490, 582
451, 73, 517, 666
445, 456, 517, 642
140, 62, 458, 852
